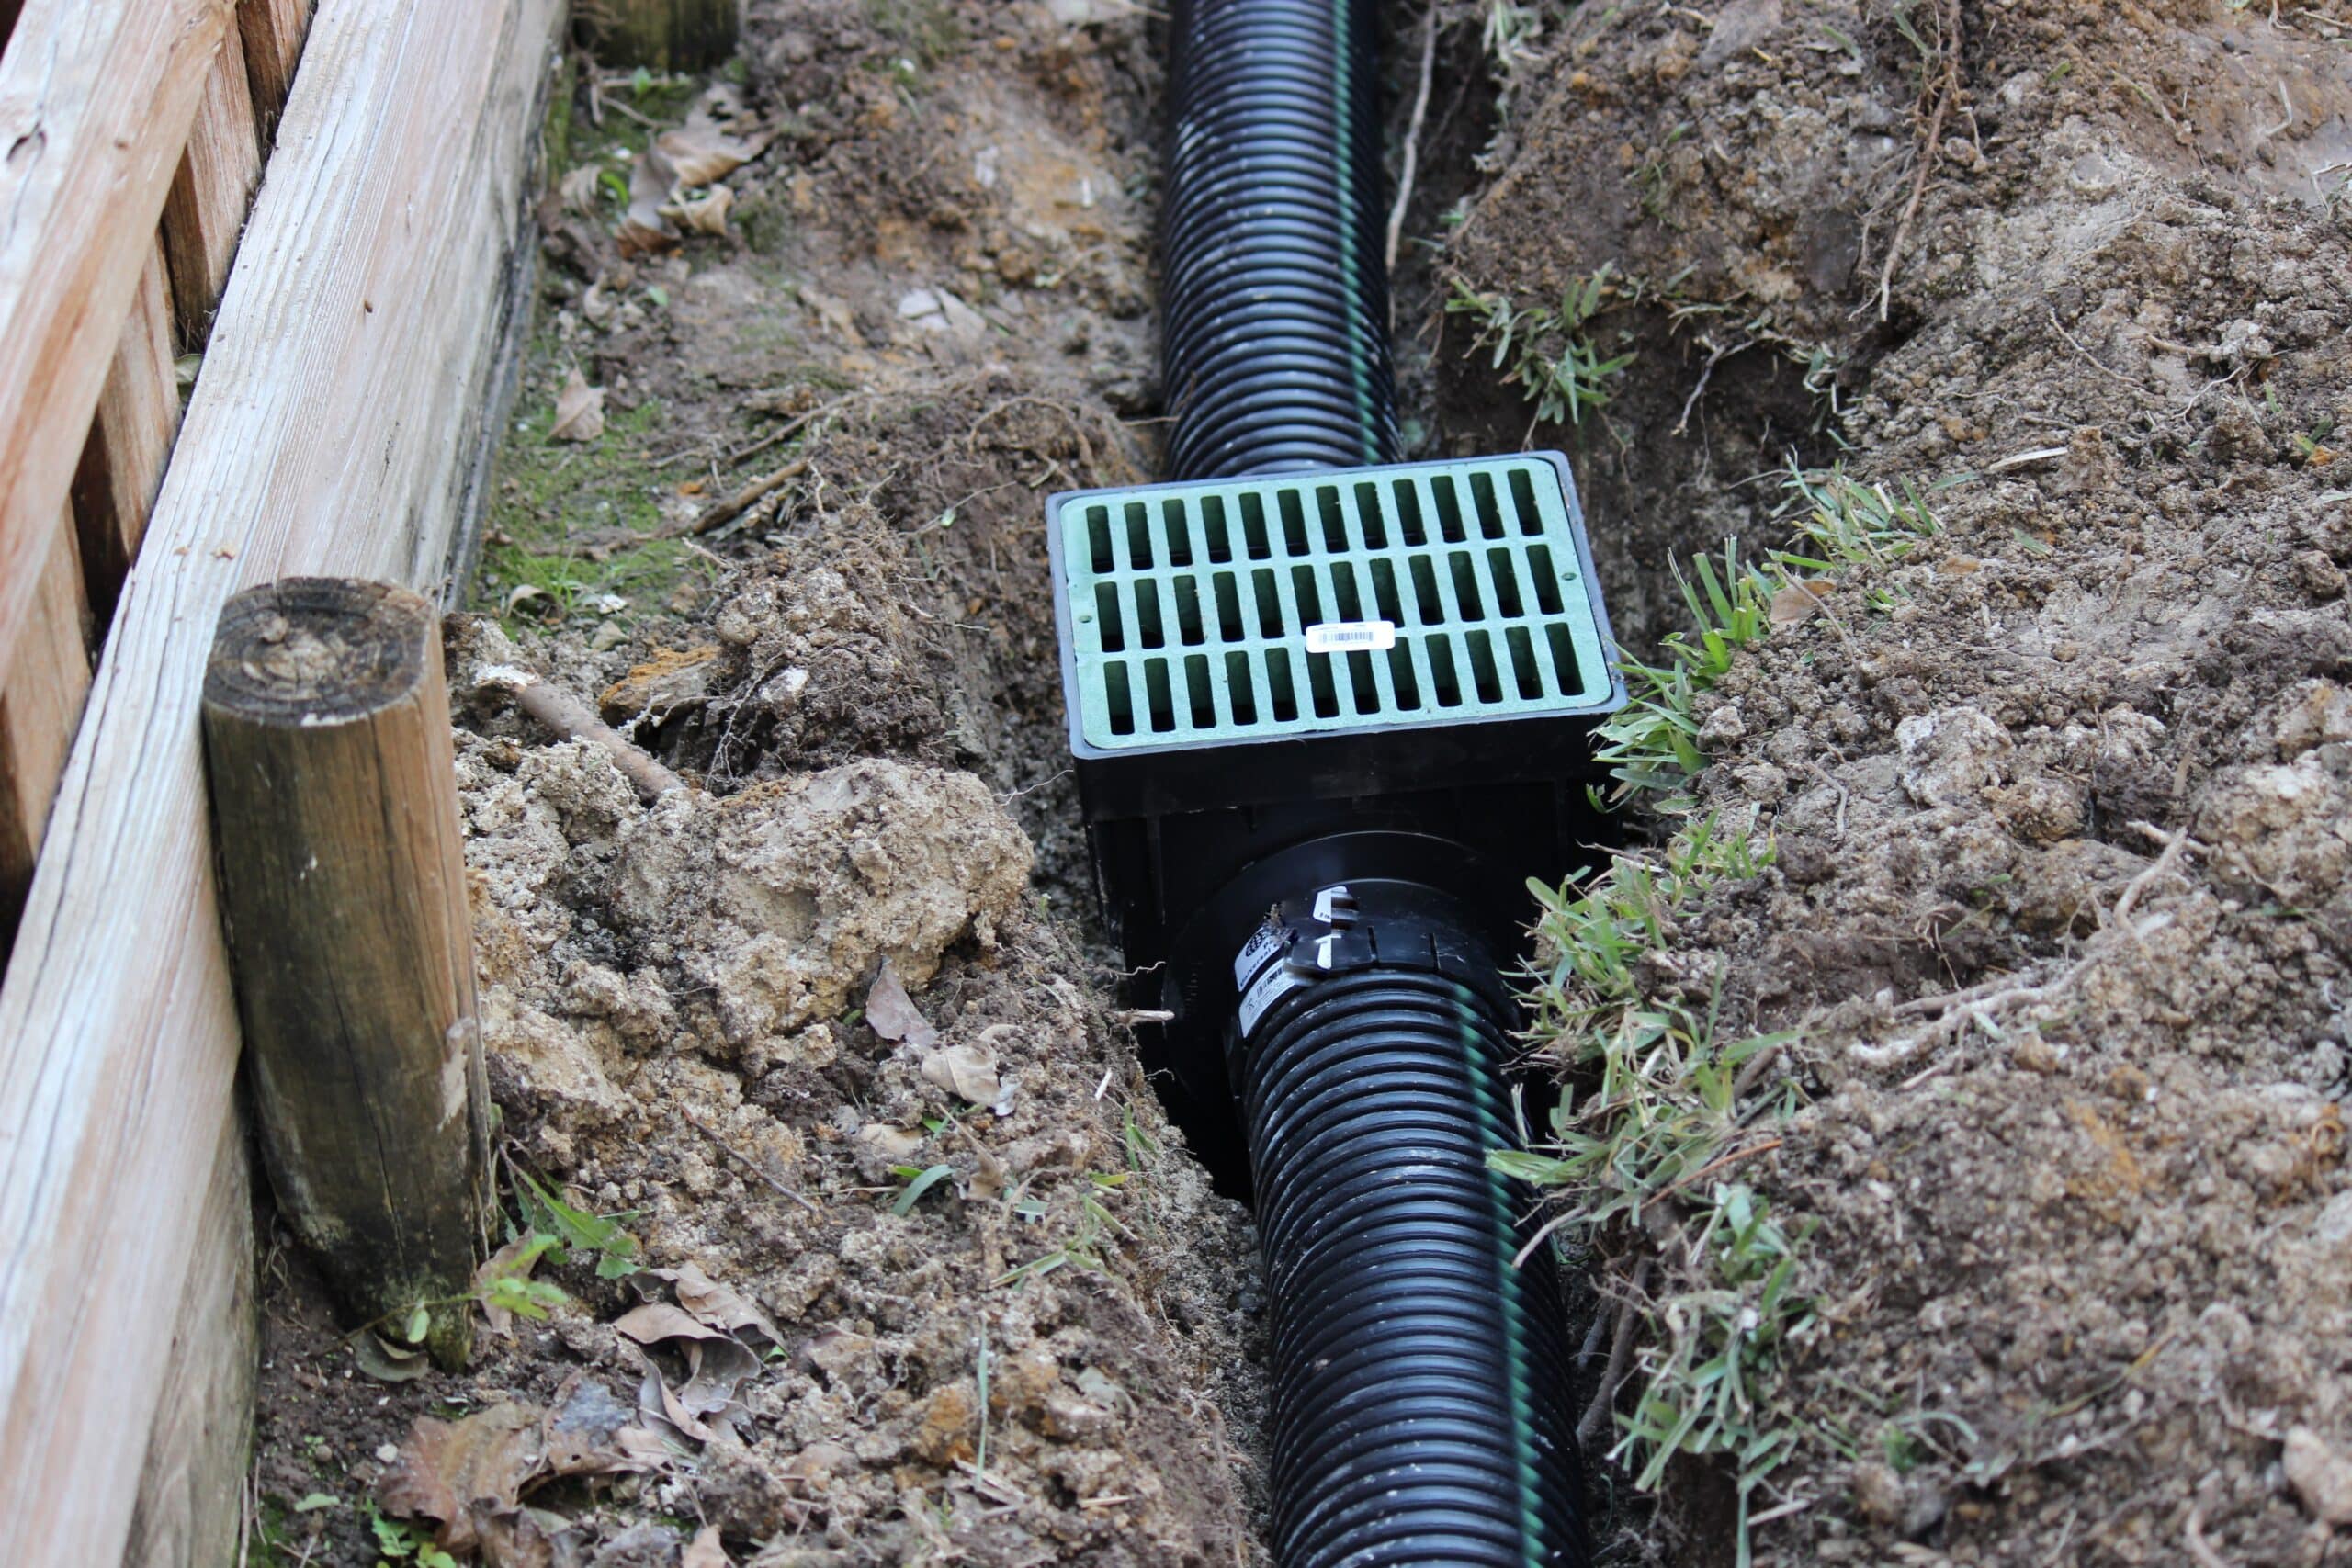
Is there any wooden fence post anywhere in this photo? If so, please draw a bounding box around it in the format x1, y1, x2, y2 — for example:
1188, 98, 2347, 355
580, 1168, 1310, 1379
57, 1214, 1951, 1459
201, 578, 485, 1367
581, 0, 739, 73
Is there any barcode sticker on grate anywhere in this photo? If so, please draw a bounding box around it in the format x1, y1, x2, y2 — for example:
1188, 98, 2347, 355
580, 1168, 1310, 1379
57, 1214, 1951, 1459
1304, 620, 1396, 653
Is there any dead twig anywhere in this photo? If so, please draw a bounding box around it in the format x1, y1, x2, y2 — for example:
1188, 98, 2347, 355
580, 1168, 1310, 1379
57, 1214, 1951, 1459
1673, 337, 1752, 436
2182, 1505, 2232, 1568
1385, 3, 1440, 275
2110, 823, 2195, 925
1577, 1258, 1653, 1447
1876, 0, 1963, 322
485, 669, 689, 801
2047, 310, 2160, 400
674, 456, 810, 537
679, 1106, 821, 1213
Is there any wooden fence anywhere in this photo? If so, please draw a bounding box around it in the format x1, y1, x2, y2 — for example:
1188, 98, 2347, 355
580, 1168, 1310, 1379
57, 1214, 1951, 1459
0, 0, 565, 1560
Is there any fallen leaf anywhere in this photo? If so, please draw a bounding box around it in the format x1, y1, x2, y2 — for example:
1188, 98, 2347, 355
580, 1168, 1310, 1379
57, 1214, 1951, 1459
612, 1424, 686, 1469
354, 1331, 430, 1383
922, 1043, 1002, 1107
379, 1404, 543, 1553
662, 1260, 782, 1347
1769, 579, 1831, 627
614, 1302, 725, 1347
475, 1233, 550, 1337
867, 960, 941, 1049
618, 143, 681, 257
676, 1336, 762, 1417
549, 367, 605, 443
503, 583, 558, 623
656, 120, 771, 187
662, 186, 734, 236
558, 164, 603, 215
684, 1525, 733, 1568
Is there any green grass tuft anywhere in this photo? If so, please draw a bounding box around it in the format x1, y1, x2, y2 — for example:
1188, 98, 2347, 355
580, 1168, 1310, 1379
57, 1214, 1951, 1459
1447, 267, 1637, 429
1591, 464, 1945, 809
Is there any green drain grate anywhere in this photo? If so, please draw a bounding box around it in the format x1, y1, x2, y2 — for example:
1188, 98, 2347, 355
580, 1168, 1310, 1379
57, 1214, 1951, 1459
1048, 454, 1621, 755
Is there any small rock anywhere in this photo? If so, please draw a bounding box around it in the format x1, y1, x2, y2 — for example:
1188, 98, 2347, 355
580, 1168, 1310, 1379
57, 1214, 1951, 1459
2284, 1426, 2352, 1525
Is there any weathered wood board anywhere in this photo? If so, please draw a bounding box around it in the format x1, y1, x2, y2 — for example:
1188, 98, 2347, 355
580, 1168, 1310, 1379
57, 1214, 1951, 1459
0, 0, 565, 1558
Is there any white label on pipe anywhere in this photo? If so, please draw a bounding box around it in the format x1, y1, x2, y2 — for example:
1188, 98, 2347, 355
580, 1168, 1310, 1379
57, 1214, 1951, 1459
1304, 619, 1396, 653
1233, 920, 1284, 989
1237, 963, 1306, 1038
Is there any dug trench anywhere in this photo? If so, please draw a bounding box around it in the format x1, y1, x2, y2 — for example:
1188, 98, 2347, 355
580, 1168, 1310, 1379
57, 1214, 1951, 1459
245, 3, 2352, 1568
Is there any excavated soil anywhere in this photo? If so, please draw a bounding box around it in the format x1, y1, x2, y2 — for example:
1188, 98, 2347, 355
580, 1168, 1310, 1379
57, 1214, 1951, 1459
247, 2, 2351, 1566
1447, 2, 2352, 1564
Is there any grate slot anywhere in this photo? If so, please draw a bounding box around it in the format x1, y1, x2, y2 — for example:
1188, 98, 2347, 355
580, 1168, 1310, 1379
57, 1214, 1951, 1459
1125, 502, 1154, 570
1162, 499, 1193, 567
1226, 651, 1258, 725
1507, 466, 1544, 536
1355, 480, 1388, 547
1506, 626, 1544, 700
1057, 456, 1617, 750
1213, 571, 1245, 640
1464, 630, 1503, 705
1107, 661, 1135, 734
1203, 494, 1233, 561
1487, 547, 1526, 618
1392, 477, 1427, 546
1263, 648, 1299, 721
1144, 658, 1175, 732
1277, 489, 1310, 557
1525, 545, 1565, 615
1469, 469, 1508, 539
1133, 579, 1166, 649
1088, 506, 1114, 572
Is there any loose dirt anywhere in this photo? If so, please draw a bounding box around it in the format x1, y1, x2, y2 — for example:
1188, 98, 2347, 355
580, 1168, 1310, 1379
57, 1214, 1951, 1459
246, 3, 2350, 1566
1445, 2, 2352, 1564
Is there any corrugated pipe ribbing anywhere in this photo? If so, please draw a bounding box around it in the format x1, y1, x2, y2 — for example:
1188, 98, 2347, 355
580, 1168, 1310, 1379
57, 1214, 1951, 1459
1160, 0, 1401, 479
1240, 960, 1590, 1567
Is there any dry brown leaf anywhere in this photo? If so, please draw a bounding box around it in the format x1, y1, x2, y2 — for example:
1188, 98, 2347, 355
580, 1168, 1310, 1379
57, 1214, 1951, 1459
920, 1043, 1001, 1106
662, 186, 734, 236
379, 1403, 543, 1554
676, 1336, 761, 1416
866, 960, 941, 1049
353, 1331, 430, 1383
662, 1260, 782, 1347
656, 119, 771, 187
684, 1525, 734, 1568
614, 1302, 725, 1347
1769, 579, 1831, 626
557, 164, 603, 216
618, 144, 681, 257
612, 1424, 684, 1469
549, 367, 605, 443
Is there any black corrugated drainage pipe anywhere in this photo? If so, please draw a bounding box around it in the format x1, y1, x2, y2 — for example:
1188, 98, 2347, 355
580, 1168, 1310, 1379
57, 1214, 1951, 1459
1157, 3, 1590, 1564
1161, 0, 1400, 478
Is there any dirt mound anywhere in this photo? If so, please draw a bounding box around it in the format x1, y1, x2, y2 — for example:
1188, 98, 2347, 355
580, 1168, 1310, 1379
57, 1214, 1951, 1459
1441, 2, 2352, 1563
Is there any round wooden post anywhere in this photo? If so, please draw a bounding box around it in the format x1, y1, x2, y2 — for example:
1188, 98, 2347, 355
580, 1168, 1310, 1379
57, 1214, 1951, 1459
202, 579, 486, 1368
581, 0, 739, 73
